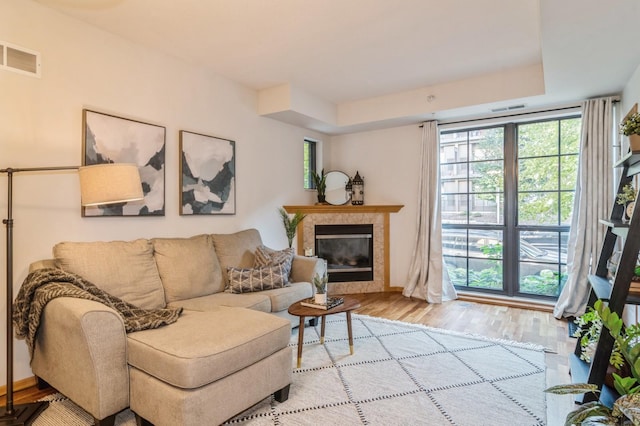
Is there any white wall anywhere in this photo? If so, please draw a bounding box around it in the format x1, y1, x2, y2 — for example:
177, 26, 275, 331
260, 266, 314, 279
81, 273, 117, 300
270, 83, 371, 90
329, 125, 421, 288
0, 1, 323, 383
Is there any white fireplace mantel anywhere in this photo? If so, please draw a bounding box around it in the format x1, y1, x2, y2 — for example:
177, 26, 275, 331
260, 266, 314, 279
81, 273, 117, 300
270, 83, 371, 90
283, 204, 403, 293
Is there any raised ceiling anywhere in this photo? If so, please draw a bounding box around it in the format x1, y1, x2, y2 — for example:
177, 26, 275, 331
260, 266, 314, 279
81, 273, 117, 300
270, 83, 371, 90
35, 0, 640, 134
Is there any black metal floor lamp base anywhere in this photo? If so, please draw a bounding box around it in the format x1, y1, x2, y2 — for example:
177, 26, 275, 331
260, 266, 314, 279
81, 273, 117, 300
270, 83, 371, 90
0, 401, 48, 426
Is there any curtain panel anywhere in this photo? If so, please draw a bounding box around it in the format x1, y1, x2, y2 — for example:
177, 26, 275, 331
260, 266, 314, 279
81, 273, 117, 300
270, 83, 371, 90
403, 121, 457, 303
554, 97, 615, 318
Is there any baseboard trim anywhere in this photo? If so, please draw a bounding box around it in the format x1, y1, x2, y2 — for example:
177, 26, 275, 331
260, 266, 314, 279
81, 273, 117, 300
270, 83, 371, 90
456, 292, 555, 313
0, 376, 37, 397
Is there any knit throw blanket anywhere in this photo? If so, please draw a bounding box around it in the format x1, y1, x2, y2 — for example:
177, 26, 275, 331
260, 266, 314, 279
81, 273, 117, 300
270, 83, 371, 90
13, 268, 183, 358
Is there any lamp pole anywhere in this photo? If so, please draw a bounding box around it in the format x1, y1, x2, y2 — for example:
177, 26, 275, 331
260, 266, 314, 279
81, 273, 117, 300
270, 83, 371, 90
1, 166, 77, 425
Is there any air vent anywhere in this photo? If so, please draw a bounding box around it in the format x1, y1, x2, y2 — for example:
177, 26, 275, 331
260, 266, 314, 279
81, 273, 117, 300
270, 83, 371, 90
491, 104, 526, 113
1, 41, 41, 78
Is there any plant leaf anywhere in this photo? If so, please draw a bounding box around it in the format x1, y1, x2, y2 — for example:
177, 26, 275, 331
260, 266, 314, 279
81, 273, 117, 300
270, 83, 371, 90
564, 402, 613, 426
612, 393, 640, 424
545, 383, 600, 395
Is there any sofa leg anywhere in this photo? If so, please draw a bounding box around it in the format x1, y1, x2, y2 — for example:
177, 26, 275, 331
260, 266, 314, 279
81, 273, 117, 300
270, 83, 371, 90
93, 414, 116, 426
135, 413, 154, 426
273, 384, 290, 402
35, 376, 51, 390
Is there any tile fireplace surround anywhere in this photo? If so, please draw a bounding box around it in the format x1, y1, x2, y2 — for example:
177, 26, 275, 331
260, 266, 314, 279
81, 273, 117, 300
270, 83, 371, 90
283, 205, 403, 294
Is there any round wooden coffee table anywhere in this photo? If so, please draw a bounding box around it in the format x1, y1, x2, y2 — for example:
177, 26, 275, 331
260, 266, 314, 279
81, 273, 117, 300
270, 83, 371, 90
288, 295, 361, 368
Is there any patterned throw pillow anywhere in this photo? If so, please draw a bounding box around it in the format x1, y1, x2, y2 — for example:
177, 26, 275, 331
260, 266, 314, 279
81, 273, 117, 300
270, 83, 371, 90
227, 264, 291, 294
254, 245, 294, 267
254, 245, 294, 277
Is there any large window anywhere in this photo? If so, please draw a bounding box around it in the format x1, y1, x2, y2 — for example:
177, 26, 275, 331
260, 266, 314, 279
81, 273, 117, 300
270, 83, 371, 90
304, 138, 317, 189
440, 116, 581, 299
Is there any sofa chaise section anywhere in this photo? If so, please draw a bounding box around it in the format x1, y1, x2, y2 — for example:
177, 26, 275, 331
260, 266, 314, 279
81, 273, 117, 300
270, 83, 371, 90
26, 229, 322, 425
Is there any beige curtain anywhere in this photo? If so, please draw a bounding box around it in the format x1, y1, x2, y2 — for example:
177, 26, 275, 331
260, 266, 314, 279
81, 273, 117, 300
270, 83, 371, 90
554, 97, 615, 318
403, 121, 457, 302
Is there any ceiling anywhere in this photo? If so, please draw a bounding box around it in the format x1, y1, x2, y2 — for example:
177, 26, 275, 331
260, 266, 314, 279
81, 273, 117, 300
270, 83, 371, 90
36, 0, 640, 134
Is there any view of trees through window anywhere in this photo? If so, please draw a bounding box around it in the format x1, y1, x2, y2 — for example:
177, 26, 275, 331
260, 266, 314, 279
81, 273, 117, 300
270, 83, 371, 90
440, 116, 581, 299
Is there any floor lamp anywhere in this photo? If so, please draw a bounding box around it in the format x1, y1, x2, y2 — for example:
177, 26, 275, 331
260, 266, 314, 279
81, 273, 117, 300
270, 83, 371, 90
0, 163, 143, 426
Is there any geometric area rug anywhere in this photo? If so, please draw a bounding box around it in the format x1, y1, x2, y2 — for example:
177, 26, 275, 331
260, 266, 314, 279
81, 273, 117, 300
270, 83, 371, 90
34, 314, 547, 426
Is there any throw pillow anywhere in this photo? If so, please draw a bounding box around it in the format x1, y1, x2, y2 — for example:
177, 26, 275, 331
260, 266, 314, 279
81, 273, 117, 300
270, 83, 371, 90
254, 245, 294, 277
254, 245, 294, 265
227, 264, 291, 294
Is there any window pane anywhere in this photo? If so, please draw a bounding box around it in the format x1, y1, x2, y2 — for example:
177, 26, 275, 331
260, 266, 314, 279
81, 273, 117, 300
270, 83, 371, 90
470, 128, 503, 161
444, 256, 468, 287
519, 157, 558, 191
560, 191, 574, 225
519, 263, 564, 297
442, 194, 468, 224
442, 229, 468, 257
468, 258, 503, 290
440, 132, 468, 161
518, 121, 559, 157
440, 163, 468, 185
303, 140, 317, 189
561, 118, 581, 154
518, 192, 559, 226
470, 160, 503, 193
560, 154, 578, 190
468, 229, 503, 259
470, 193, 503, 225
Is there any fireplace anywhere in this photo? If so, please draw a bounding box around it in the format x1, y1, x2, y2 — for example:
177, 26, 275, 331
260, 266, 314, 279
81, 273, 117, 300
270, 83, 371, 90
315, 224, 374, 283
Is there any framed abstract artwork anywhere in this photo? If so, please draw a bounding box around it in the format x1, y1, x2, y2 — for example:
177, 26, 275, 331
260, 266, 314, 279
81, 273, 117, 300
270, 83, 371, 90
179, 130, 235, 215
82, 109, 166, 216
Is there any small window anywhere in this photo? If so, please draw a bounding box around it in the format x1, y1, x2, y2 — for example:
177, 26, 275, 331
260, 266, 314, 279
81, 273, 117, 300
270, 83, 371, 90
304, 139, 317, 189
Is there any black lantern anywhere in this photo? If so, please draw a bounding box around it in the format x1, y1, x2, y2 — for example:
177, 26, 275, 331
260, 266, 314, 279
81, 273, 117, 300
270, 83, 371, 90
351, 171, 364, 205
345, 177, 353, 202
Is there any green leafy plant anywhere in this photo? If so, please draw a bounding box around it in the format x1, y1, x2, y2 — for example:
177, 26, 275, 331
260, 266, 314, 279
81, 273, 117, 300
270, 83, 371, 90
278, 207, 306, 248
313, 271, 328, 294
620, 112, 640, 136
312, 169, 327, 203
546, 300, 640, 425
617, 184, 637, 205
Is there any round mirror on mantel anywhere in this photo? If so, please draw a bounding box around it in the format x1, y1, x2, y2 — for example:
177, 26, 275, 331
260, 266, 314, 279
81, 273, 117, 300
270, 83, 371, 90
324, 170, 350, 205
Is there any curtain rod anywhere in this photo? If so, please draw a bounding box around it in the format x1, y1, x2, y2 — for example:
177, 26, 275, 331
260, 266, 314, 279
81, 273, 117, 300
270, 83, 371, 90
419, 97, 620, 128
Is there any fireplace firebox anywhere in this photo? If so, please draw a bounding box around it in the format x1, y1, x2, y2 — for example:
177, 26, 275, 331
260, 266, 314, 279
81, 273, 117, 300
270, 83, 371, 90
315, 224, 373, 282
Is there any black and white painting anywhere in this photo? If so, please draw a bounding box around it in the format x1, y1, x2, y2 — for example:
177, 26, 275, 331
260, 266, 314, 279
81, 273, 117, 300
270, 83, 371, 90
83, 109, 165, 216
179, 131, 235, 215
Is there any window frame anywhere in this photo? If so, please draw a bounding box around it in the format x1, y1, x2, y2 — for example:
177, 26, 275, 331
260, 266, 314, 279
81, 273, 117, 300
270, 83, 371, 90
440, 114, 580, 300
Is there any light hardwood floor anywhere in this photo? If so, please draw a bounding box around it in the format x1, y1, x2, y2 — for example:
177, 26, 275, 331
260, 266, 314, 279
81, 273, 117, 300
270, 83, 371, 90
10, 292, 576, 424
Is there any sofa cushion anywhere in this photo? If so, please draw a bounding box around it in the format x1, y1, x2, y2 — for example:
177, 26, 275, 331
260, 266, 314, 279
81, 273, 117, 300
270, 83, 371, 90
227, 264, 290, 294
152, 235, 224, 302
211, 229, 263, 288
126, 308, 290, 389
53, 239, 166, 309
167, 292, 271, 313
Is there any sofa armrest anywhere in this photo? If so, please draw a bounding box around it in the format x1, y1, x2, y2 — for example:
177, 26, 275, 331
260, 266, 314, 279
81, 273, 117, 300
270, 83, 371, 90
30, 297, 129, 420
290, 256, 326, 283
29, 259, 56, 272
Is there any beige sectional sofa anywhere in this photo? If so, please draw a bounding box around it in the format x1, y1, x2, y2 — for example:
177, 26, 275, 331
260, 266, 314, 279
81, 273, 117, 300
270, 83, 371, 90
27, 229, 324, 426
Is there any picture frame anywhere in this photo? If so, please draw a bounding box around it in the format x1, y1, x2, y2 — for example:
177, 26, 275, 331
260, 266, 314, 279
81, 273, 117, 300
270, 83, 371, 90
82, 109, 166, 216
179, 130, 236, 215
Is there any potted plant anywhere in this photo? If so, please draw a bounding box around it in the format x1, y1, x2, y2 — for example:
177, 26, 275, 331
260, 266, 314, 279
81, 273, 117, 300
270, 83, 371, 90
617, 184, 637, 222
313, 271, 328, 304
547, 300, 640, 425
620, 109, 640, 151
278, 207, 306, 248
312, 169, 327, 204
